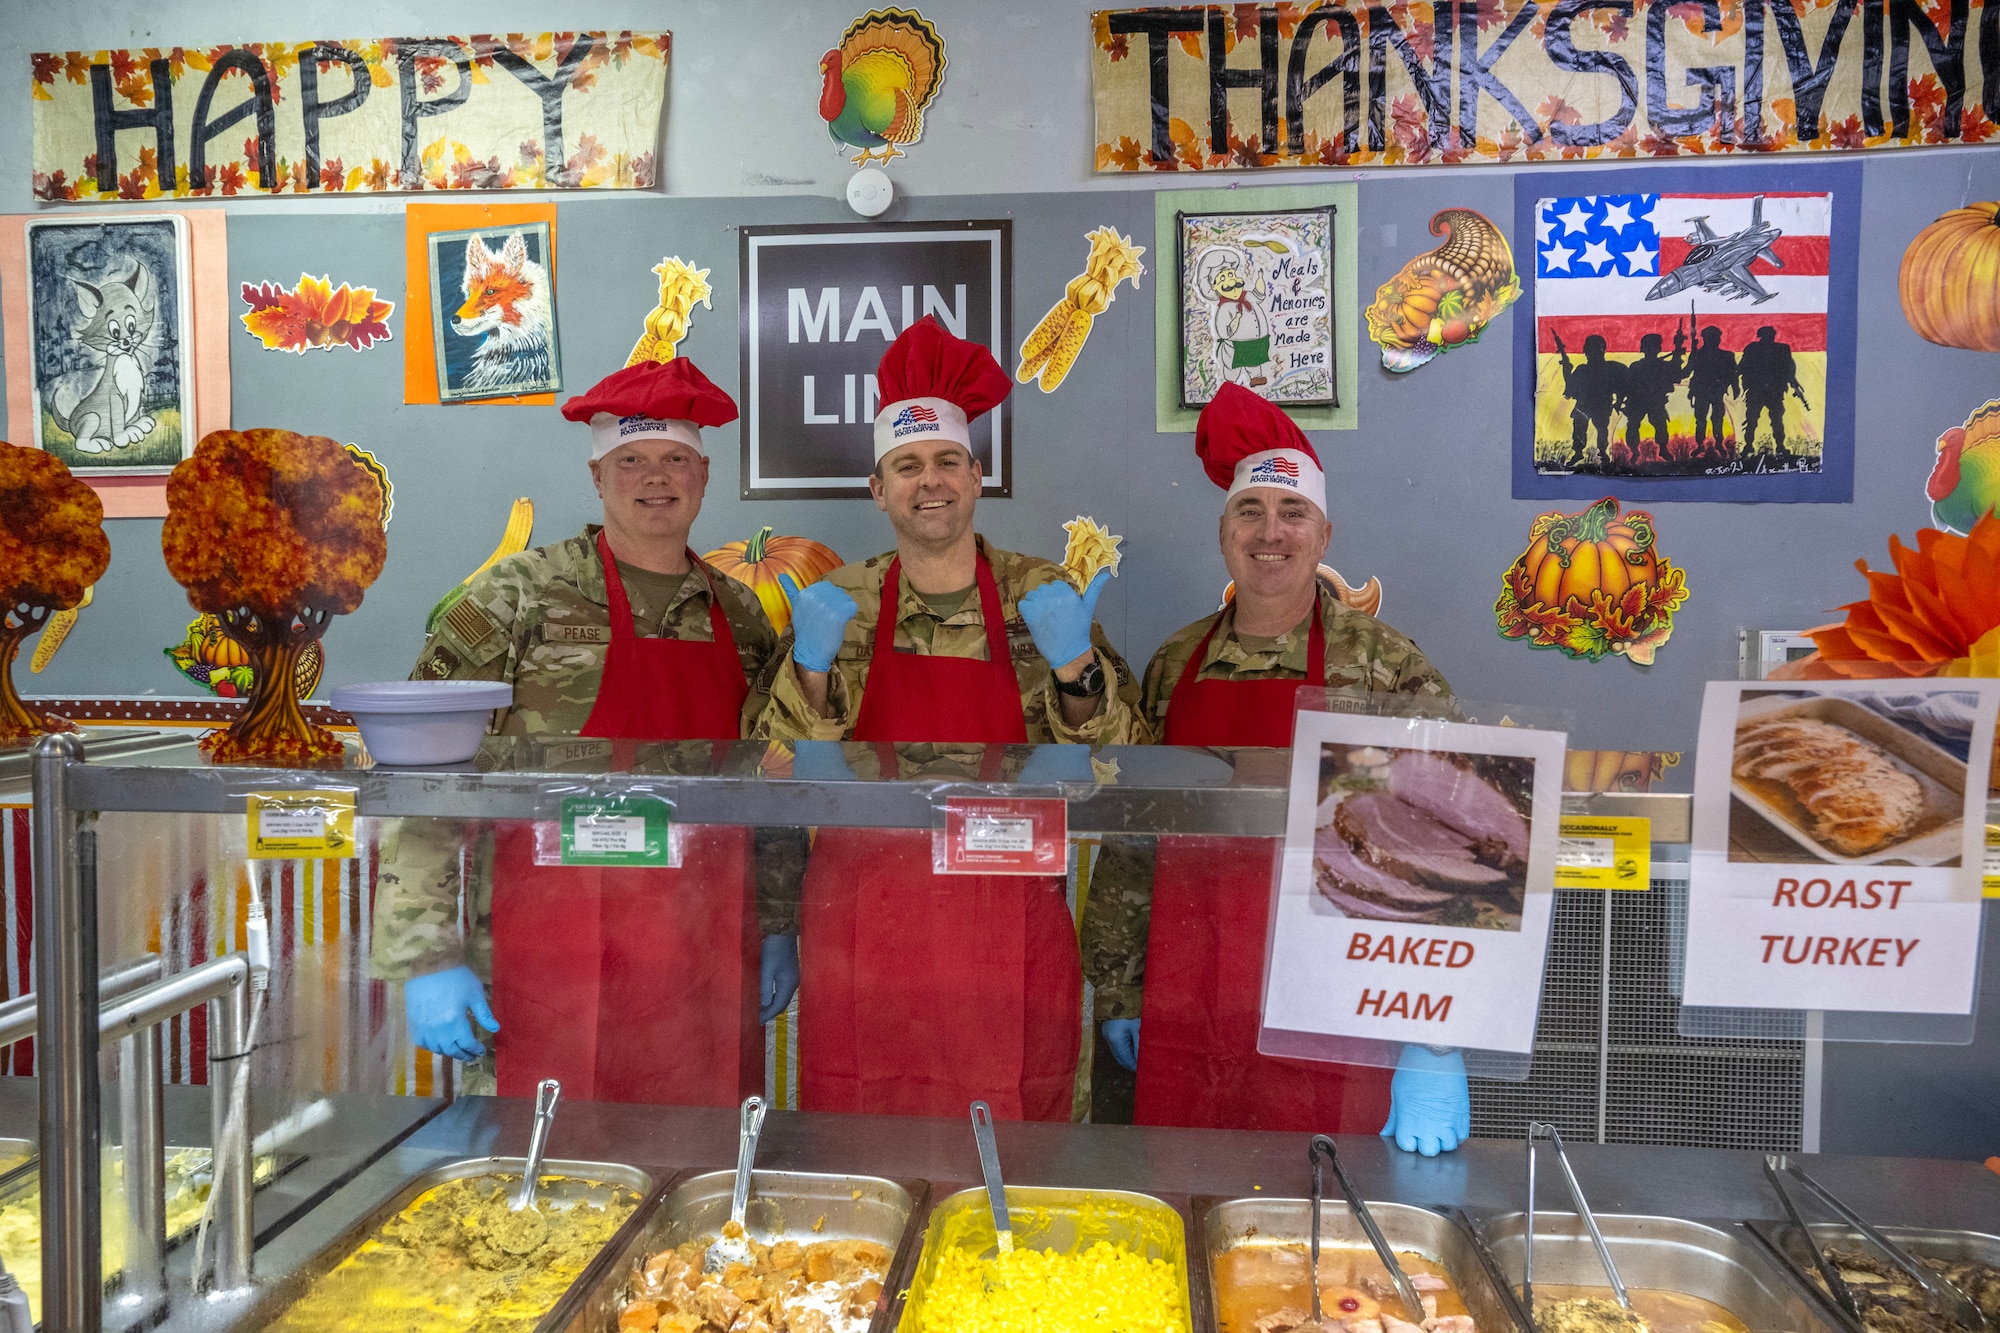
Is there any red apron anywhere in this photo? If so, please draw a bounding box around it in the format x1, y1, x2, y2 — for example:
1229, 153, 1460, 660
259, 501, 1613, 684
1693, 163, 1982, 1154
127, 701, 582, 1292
799, 554, 1083, 1121
490, 534, 759, 1105
1132, 599, 1393, 1132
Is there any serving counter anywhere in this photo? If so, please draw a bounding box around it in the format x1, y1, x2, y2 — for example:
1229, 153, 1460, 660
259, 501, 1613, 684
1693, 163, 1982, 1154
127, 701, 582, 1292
16, 731, 2000, 1331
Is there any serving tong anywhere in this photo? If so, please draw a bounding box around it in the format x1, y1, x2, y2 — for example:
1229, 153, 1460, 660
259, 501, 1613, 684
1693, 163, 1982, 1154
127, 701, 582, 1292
1763, 1154, 1987, 1333
1523, 1121, 1634, 1328
704, 1095, 767, 1274
1308, 1135, 1428, 1329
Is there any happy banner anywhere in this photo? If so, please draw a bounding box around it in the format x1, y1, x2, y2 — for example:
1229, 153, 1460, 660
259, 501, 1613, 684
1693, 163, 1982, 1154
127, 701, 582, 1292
1090, 2, 1992, 170
31, 33, 668, 202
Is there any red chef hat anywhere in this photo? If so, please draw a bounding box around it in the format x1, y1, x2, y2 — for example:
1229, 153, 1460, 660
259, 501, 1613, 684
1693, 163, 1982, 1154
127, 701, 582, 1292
871, 316, 1011, 463
561, 359, 739, 459
1195, 383, 1327, 514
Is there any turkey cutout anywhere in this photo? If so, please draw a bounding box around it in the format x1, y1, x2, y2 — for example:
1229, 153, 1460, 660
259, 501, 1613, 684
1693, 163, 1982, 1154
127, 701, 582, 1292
1366, 208, 1521, 373
817, 9, 948, 167
1928, 398, 2000, 537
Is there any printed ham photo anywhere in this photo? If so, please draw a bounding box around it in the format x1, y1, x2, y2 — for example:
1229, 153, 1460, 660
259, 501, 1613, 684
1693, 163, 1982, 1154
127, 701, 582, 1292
1312, 745, 1535, 931
1728, 688, 1975, 866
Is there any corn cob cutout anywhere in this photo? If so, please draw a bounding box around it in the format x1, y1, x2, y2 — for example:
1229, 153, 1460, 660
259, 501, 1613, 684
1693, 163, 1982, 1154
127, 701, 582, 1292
1016, 228, 1145, 392
626, 257, 714, 367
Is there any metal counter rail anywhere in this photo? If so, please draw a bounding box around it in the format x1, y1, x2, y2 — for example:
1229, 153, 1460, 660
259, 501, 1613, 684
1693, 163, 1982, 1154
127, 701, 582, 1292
43, 734, 1728, 835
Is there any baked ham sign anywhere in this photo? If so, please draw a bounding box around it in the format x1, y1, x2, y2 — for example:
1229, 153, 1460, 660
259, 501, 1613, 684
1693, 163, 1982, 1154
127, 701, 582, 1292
1260, 709, 1568, 1067
1683, 680, 2000, 1017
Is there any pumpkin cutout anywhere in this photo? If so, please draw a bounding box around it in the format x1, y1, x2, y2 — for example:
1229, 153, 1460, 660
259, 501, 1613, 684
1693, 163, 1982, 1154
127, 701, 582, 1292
1900, 203, 2000, 352
702, 527, 841, 635
1495, 496, 1689, 664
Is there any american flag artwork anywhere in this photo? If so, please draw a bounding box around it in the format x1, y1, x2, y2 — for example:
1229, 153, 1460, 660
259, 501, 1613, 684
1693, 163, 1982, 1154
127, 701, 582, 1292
1531, 190, 1831, 481
899, 404, 940, 425
1260, 455, 1301, 477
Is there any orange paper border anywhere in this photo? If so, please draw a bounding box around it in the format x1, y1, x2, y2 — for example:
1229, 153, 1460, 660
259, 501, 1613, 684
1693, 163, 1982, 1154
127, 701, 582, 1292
403, 202, 559, 407
0, 207, 231, 518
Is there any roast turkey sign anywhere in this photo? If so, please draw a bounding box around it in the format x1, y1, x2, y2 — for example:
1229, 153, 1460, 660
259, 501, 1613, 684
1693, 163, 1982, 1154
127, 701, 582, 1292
1090, 3, 1995, 171
30, 35, 668, 202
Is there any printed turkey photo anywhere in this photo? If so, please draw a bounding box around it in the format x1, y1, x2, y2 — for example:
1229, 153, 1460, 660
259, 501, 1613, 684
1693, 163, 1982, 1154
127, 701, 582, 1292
1311, 745, 1535, 931
1728, 688, 1973, 866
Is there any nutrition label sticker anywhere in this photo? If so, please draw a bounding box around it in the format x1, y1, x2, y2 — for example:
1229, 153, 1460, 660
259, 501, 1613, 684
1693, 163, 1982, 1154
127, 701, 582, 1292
964, 815, 1036, 854
938, 797, 1066, 875
1985, 826, 1999, 899
556, 795, 675, 867
1553, 815, 1650, 890
246, 791, 356, 859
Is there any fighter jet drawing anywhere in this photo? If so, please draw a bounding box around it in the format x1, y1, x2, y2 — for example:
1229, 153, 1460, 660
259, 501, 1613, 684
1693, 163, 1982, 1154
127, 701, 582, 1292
1645, 195, 1782, 304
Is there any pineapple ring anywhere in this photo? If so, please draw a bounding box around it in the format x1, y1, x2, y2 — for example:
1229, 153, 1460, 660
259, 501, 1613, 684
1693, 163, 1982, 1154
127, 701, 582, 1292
1318, 1284, 1381, 1318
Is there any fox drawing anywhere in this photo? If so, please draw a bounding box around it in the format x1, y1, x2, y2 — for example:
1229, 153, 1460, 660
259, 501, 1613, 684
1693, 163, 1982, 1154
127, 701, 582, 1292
49, 259, 158, 454
452, 233, 555, 394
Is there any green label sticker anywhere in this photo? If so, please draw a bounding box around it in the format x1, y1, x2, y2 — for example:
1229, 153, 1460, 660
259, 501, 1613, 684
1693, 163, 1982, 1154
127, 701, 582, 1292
560, 795, 673, 867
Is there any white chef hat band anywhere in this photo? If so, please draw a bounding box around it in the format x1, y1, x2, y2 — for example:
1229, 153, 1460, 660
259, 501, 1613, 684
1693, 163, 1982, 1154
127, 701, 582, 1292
1225, 448, 1327, 514
872, 397, 971, 462
589, 413, 705, 460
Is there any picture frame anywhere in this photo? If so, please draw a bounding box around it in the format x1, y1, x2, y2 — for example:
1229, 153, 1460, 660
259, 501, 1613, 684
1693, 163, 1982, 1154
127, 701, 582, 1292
1177, 205, 1336, 410
425, 221, 562, 403
738, 220, 1011, 500
25, 213, 196, 474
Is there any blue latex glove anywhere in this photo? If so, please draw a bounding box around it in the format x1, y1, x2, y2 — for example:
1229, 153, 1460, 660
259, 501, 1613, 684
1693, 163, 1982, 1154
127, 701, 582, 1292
404, 965, 498, 1063
1381, 1044, 1471, 1157
1102, 1018, 1140, 1073
1018, 569, 1110, 670
790, 739, 858, 782
781, 573, 858, 675
759, 933, 800, 1023
1018, 744, 1095, 785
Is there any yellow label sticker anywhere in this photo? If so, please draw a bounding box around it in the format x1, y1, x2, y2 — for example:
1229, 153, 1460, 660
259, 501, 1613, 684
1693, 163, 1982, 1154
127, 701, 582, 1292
1554, 815, 1651, 890
246, 791, 356, 859
1984, 825, 1998, 899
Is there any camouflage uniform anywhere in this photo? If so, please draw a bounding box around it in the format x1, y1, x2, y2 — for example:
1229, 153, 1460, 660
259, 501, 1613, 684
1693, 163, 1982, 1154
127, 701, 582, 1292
371, 526, 795, 1092
750, 535, 1144, 745
1079, 585, 1451, 1022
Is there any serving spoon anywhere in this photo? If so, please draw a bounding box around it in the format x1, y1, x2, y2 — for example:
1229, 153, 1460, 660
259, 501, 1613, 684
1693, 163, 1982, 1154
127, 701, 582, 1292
971, 1101, 1014, 1255
494, 1078, 560, 1255
704, 1095, 766, 1274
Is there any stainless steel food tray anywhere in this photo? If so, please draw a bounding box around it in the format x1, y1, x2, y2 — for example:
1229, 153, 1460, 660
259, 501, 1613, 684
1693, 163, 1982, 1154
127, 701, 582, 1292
895, 1185, 1194, 1333
559, 1168, 925, 1333
1745, 1218, 2000, 1333
230, 1155, 659, 1332
1197, 1197, 1523, 1333
1459, 1209, 1844, 1333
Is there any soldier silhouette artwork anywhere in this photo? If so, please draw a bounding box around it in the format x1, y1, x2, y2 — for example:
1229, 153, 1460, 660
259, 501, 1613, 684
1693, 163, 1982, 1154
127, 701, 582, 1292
1685, 325, 1737, 460
1736, 325, 1808, 464
1554, 333, 1624, 468
1619, 328, 1688, 465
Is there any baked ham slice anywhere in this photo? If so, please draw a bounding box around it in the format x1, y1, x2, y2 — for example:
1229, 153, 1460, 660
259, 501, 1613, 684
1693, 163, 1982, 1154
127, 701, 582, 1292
1388, 753, 1530, 865
1315, 828, 1457, 920
1335, 793, 1508, 886
1733, 717, 1925, 856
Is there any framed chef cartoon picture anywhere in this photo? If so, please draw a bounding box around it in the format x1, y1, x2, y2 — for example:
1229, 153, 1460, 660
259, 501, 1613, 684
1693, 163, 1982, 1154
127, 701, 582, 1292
1177, 206, 1336, 410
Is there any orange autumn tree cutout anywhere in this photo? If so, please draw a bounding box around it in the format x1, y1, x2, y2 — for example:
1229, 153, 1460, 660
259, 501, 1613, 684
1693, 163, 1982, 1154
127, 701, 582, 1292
239, 274, 395, 353
163, 429, 387, 765
1784, 512, 2000, 678
0, 442, 110, 744
1495, 496, 1689, 664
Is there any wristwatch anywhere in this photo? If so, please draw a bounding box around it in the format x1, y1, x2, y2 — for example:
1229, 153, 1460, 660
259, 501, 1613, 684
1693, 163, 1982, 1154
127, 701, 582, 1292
1054, 659, 1105, 698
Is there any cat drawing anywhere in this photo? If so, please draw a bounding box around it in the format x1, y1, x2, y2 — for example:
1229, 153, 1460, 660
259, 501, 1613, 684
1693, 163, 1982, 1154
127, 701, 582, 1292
452, 233, 554, 393
49, 259, 157, 454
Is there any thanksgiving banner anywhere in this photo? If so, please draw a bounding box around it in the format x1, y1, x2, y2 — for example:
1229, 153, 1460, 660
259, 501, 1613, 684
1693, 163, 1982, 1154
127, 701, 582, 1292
1090, 2, 1993, 170
31, 34, 667, 202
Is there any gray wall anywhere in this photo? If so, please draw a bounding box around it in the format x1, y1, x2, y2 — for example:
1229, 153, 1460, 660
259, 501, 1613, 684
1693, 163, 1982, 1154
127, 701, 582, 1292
19, 153, 2000, 756
6, 0, 2000, 759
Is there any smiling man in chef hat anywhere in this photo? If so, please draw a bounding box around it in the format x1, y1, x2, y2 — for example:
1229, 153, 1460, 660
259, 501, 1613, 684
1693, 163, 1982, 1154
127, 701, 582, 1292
750, 314, 1145, 1122
375, 355, 812, 1106
1077, 382, 1470, 1154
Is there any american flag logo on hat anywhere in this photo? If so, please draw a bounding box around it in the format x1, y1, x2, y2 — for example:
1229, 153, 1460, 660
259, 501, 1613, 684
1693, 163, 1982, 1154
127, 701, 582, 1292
1251, 455, 1301, 480
896, 404, 940, 426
